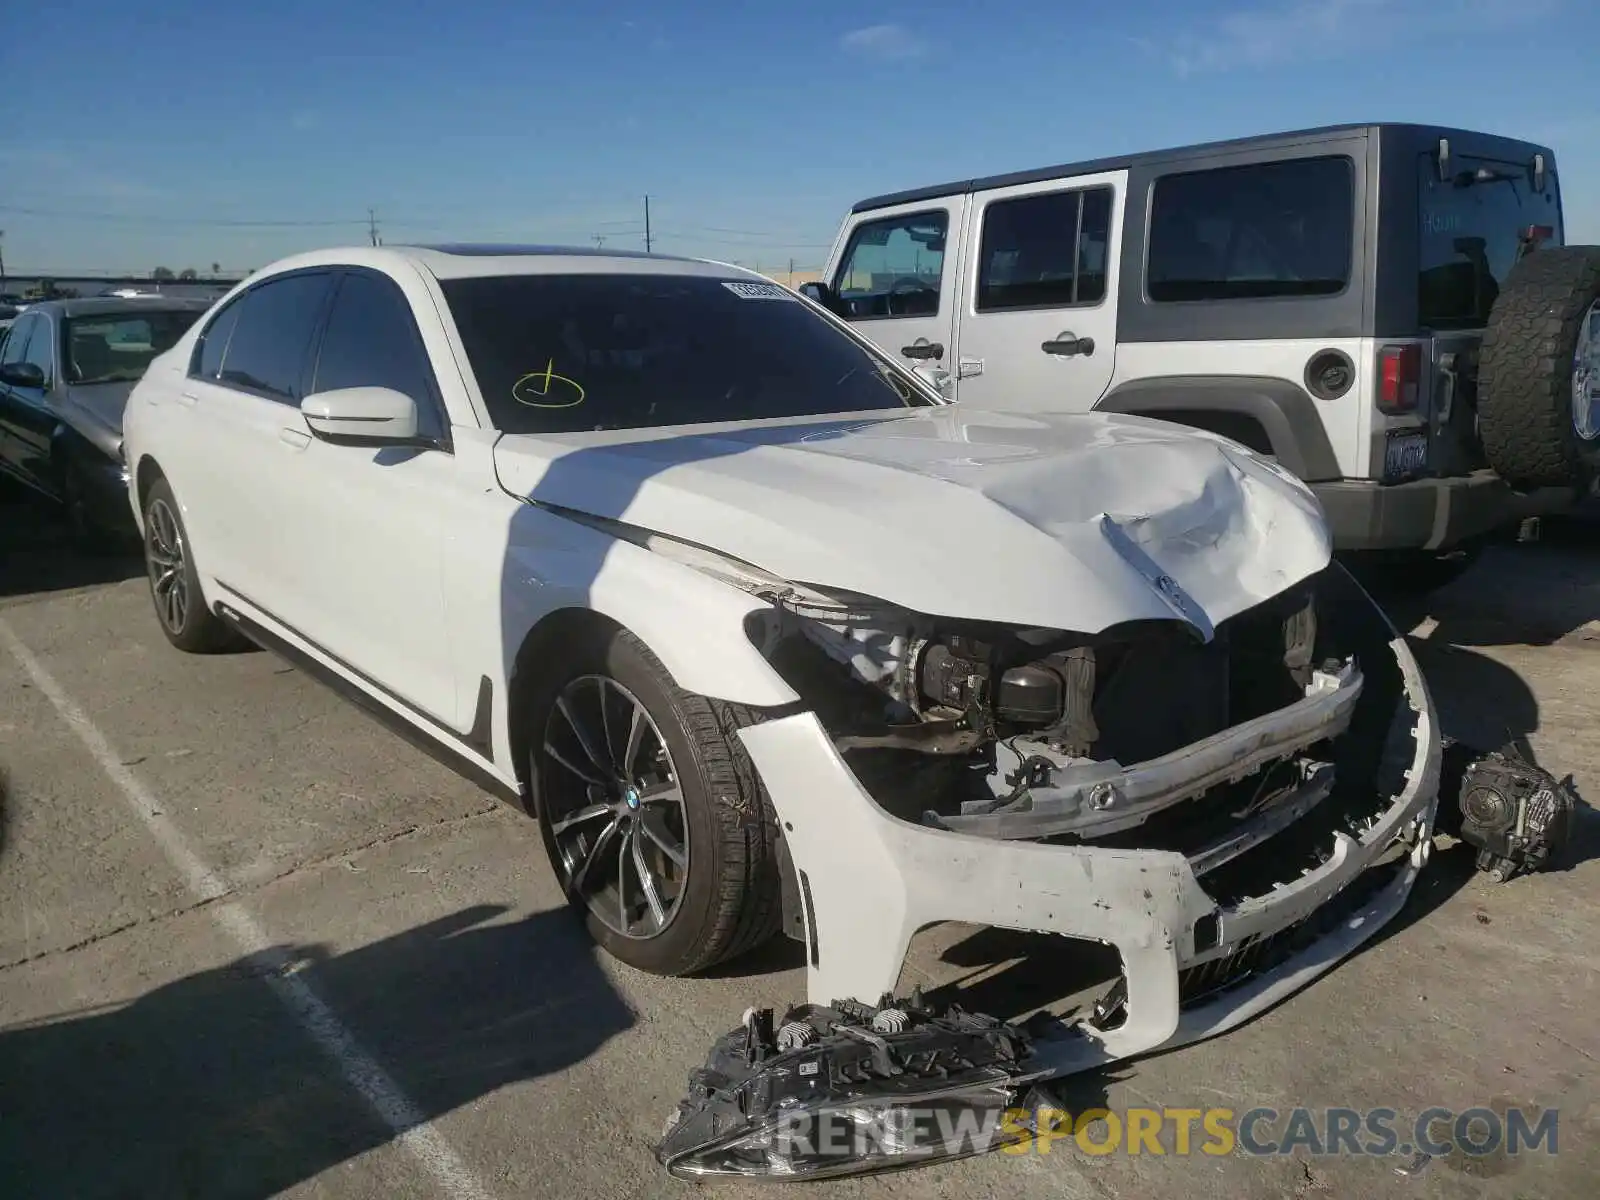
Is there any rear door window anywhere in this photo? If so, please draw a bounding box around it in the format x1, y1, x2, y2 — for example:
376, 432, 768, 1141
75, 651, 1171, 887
217, 273, 334, 402
977, 186, 1113, 311
1146, 156, 1354, 302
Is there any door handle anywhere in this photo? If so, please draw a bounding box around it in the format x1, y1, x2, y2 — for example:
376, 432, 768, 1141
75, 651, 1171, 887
279, 427, 311, 449
1042, 332, 1095, 357
900, 340, 945, 361
175, 390, 199, 408
957, 357, 984, 379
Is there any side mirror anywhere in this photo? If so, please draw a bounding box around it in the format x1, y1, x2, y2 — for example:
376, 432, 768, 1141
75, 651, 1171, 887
301, 386, 420, 446
0, 361, 45, 389
797, 280, 843, 314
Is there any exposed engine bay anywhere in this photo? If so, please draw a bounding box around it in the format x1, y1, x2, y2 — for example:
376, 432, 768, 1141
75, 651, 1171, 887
742, 560, 1381, 879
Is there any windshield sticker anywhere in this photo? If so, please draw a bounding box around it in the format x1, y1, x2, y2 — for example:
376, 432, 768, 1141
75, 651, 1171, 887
512, 359, 587, 408
721, 281, 799, 302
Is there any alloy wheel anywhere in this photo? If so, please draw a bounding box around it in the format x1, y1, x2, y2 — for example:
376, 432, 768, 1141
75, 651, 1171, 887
146, 498, 190, 634
541, 675, 690, 939
1573, 298, 1600, 441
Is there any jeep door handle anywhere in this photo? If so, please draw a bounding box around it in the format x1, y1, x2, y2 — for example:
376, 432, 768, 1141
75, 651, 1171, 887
900, 341, 945, 361
279, 427, 311, 449
1042, 333, 1094, 357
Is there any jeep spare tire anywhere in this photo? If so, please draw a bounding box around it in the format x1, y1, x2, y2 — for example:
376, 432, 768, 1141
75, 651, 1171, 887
1477, 245, 1600, 489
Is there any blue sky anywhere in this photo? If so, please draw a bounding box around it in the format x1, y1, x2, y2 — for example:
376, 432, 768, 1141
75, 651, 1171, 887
2, 0, 1597, 276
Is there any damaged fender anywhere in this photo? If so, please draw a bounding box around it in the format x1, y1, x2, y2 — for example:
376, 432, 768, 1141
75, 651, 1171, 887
499, 506, 800, 709
739, 628, 1440, 1071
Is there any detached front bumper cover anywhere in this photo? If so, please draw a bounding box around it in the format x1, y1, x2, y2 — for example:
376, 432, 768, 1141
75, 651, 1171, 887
655, 995, 1049, 1181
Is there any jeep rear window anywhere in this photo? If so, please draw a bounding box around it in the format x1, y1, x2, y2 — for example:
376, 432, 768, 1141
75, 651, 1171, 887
1417, 153, 1562, 331
1146, 156, 1354, 302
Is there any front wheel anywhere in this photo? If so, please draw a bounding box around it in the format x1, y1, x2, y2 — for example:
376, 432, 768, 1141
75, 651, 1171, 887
527, 626, 781, 976
141, 477, 242, 653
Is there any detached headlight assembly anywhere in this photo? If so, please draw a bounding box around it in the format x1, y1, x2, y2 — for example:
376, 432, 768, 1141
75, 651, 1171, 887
654, 993, 1047, 1181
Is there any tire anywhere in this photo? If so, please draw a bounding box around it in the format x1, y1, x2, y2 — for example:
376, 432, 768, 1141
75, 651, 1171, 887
526, 625, 781, 976
141, 477, 241, 653
1478, 245, 1600, 489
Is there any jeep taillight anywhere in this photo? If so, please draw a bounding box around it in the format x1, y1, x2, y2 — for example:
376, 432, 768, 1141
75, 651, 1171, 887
1377, 344, 1421, 414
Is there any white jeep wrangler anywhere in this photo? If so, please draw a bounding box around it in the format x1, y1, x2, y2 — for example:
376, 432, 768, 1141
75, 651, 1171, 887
804, 123, 1598, 588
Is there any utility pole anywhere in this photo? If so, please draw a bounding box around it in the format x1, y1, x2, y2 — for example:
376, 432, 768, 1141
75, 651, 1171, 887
0, 230, 6, 292
643, 194, 652, 254
593, 234, 606, 249
367, 208, 380, 247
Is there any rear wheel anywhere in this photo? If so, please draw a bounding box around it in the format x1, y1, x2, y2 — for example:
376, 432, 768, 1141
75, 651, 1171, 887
141, 477, 241, 653
527, 625, 781, 976
1478, 246, 1600, 489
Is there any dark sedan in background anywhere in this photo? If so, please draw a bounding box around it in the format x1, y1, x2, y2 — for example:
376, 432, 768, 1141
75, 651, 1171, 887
0, 296, 212, 545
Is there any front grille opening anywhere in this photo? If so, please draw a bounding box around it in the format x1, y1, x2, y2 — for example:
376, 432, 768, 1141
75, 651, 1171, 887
1178, 855, 1407, 1010
905, 925, 1124, 1030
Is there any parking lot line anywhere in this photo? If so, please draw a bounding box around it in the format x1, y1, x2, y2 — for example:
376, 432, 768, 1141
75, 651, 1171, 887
0, 616, 499, 1200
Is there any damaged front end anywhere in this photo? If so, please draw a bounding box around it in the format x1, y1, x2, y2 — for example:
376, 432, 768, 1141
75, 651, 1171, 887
652, 537, 1441, 1179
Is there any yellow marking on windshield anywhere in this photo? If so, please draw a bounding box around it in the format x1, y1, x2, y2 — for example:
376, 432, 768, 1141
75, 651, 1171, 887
512, 359, 586, 408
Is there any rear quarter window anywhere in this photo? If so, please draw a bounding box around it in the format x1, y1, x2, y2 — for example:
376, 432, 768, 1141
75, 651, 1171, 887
1146, 156, 1355, 302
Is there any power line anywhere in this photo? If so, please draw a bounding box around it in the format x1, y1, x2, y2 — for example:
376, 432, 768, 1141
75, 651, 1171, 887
652, 231, 832, 248
0, 203, 368, 228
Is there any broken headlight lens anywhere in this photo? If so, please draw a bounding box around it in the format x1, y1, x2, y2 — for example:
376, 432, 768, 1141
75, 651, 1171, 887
663, 1083, 1034, 1180
655, 995, 1045, 1180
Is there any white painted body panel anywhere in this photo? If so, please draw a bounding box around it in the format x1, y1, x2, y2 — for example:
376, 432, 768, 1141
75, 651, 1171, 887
744, 628, 1438, 1051
1108, 337, 1379, 478
121, 245, 1439, 1070
489, 405, 1331, 637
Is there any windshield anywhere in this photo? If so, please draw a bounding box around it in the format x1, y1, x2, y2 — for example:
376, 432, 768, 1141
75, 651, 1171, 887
440, 273, 936, 434
64, 310, 203, 384
1417, 153, 1562, 331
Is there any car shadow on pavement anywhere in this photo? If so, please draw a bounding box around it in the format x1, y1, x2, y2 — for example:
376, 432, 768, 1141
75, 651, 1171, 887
0, 902, 635, 1200
0, 485, 145, 600
1381, 525, 1600, 649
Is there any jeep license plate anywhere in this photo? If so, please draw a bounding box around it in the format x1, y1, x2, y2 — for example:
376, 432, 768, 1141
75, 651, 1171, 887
1384, 431, 1428, 480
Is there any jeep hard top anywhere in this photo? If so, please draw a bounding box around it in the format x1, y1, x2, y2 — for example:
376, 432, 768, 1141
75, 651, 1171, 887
808, 123, 1599, 582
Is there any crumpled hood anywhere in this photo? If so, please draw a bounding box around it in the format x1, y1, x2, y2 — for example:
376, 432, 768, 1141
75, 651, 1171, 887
491, 407, 1333, 636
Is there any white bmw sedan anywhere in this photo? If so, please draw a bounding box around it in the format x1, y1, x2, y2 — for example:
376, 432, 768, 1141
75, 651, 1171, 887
123, 244, 1439, 1074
